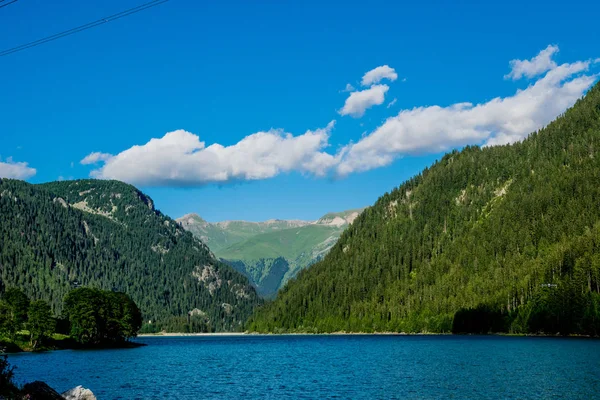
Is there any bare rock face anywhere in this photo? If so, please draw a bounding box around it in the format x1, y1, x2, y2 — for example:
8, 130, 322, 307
21, 381, 63, 400
61, 386, 96, 400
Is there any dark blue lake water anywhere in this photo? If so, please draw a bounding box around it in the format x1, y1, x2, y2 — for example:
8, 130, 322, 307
7, 335, 600, 399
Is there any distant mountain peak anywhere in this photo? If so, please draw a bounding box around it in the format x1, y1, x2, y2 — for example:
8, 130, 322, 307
315, 208, 365, 227
178, 213, 208, 226
177, 208, 366, 230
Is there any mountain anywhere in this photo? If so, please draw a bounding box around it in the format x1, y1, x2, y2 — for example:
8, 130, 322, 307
248, 83, 600, 335
177, 209, 363, 297
177, 214, 311, 254
0, 179, 261, 333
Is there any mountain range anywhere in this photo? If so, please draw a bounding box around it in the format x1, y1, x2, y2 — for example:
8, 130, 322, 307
177, 209, 363, 297
3, 84, 600, 336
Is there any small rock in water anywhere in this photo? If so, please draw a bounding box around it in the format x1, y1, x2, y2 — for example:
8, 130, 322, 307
21, 381, 64, 400
61, 386, 96, 400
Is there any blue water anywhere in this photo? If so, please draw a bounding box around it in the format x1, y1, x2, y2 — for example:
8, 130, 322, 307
7, 335, 600, 399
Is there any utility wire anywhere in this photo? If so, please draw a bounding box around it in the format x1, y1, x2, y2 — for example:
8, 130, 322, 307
0, 0, 19, 9
0, 0, 169, 56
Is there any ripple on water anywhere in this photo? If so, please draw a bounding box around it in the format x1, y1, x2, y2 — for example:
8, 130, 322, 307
7, 335, 600, 400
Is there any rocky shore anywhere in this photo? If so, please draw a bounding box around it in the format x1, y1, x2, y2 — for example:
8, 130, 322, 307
2, 382, 95, 400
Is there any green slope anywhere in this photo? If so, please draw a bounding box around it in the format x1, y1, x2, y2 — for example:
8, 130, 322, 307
177, 214, 311, 254
218, 224, 341, 261
0, 179, 261, 333
249, 83, 600, 335
218, 224, 342, 297
178, 209, 363, 298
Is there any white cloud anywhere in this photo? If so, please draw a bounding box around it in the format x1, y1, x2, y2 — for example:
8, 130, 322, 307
85, 122, 338, 186
80, 152, 113, 165
505, 45, 559, 80
0, 157, 36, 180
387, 98, 397, 108
361, 65, 398, 86
341, 83, 355, 92
339, 84, 389, 118
337, 58, 597, 175
83, 46, 598, 186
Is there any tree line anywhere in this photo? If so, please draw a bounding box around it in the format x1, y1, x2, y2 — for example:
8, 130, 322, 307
0, 288, 53, 350
0, 287, 142, 349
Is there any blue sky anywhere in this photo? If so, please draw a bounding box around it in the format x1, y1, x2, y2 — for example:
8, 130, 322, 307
1, 0, 599, 222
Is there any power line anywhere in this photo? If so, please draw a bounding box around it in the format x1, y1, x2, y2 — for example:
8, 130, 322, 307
0, 0, 19, 9
0, 0, 169, 57
1, 0, 169, 56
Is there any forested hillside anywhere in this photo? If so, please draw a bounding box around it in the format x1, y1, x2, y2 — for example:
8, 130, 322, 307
249, 83, 600, 335
0, 179, 261, 332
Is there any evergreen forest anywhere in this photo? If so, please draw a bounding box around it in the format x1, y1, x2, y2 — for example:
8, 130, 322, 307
0, 179, 261, 333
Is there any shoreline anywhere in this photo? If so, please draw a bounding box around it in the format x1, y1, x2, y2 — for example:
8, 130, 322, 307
2, 339, 145, 354
137, 332, 430, 337
7, 332, 595, 352
138, 331, 429, 337
137, 331, 597, 338
138, 332, 248, 337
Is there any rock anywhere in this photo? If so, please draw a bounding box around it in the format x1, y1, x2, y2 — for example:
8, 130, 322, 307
21, 381, 63, 400
61, 386, 96, 400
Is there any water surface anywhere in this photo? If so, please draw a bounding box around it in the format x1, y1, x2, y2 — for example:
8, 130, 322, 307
8, 335, 600, 399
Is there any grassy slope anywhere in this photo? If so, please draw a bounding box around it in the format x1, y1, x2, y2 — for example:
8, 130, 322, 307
180, 209, 363, 298
0, 332, 73, 353
217, 224, 342, 298
218, 224, 342, 261
178, 214, 309, 254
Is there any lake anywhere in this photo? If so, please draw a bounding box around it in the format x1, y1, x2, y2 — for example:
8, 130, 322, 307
8, 335, 600, 399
